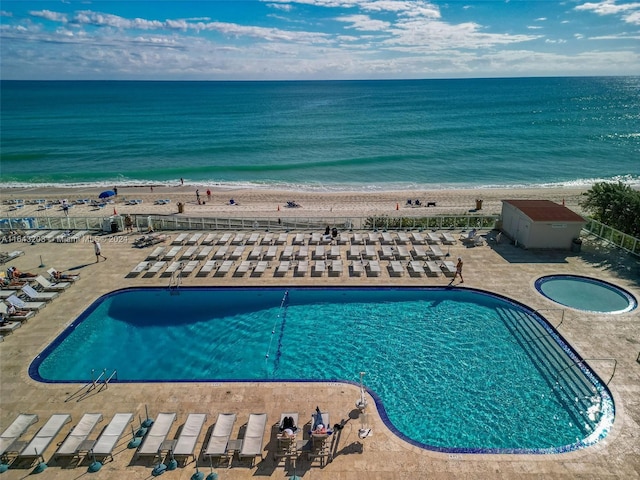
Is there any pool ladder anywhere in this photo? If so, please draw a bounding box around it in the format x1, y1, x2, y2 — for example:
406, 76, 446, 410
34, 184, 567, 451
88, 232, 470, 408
89, 368, 118, 391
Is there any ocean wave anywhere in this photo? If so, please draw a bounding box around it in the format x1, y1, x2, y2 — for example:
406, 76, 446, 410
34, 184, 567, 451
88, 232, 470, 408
2, 174, 639, 192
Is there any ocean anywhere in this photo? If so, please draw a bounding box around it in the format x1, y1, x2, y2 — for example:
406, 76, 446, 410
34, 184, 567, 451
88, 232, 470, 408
1, 77, 638, 191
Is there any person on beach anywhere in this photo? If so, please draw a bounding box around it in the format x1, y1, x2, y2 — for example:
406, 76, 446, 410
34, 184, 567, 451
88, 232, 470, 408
93, 240, 107, 262
113, 186, 118, 197
206, 189, 211, 201
196, 189, 201, 204
180, 177, 184, 186
62, 199, 69, 216
124, 214, 134, 233
449, 257, 464, 285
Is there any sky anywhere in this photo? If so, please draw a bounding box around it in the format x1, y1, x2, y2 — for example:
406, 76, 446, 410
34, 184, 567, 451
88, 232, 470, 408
1, 0, 639, 80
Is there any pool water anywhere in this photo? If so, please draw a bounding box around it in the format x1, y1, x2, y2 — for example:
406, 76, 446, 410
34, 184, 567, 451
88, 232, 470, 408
32, 287, 614, 453
535, 275, 637, 314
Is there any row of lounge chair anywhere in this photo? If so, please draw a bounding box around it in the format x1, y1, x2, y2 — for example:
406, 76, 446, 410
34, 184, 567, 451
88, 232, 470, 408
0, 411, 273, 471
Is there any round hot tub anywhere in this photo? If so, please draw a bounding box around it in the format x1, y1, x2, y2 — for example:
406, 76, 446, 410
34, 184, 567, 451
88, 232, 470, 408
535, 275, 637, 314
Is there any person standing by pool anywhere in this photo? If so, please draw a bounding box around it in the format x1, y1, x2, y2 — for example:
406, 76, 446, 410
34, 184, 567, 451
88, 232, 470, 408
93, 240, 107, 262
449, 257, 464, 285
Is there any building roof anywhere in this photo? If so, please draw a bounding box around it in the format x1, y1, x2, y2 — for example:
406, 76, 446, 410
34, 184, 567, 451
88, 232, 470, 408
502, 200, 585, 222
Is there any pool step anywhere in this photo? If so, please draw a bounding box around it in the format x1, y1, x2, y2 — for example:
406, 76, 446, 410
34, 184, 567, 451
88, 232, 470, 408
497, 307, 601, 433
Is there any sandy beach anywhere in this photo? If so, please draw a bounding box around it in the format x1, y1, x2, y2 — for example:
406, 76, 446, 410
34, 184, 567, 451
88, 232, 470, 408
1, 185, 589, 219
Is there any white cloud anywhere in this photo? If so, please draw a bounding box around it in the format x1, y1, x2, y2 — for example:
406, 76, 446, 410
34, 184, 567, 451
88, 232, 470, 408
29, 9, 68, 22
575, 0, 640, 16
335, 14, 391, 30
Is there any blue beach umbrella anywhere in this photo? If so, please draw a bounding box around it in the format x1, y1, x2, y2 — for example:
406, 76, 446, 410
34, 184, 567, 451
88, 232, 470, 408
99, 190, 115, 199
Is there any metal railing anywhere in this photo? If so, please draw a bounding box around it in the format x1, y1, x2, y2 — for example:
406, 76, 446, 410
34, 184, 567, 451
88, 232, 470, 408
1, 213, 500, 234
582, 218, 640, 257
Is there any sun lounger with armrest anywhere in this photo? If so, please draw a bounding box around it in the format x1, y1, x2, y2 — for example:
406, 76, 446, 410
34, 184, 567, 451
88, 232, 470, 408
308, 411, 331, 466
441, 232, 457, 244
0, 301, 34, 322
7, 294, 46, 311
276, 261, 290, 276
197, 260, 217, 277
172, 413, 206, 464
0, 414, 38, 459
22, 284, 59, 301
204, 413, 236, 462
425, 261, 442, 276
441, 261, 457, 277
54, 413, 103, 460
215, 260, 234, 276
146, 246, 165, 261
136, 412, 176, 461
90, 413, 133, 462
239, 413, 267, 467
274, 413, 298, 462
35, 275, 70, 291
172, 233, 189, 245
17, 414, 71, 464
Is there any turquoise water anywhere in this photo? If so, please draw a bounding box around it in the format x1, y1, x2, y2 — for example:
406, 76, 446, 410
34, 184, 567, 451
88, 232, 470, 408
2, 78, 639, 190
32, 287, 613, 452
536, 275, 637, 314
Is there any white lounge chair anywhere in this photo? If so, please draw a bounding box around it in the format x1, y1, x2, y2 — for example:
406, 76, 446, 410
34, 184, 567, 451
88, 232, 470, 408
181, 260, 199, 276
162, 261, 182, 277
47, 268, 79, 282
186, 233, 203, 245
389, 261, 404, 276
231, 233, 245, 245
215, 260, 234, 277
204, 413, 236, 462
427, 232, 441, 244
411, 232, 425, 244
293, 233, 305, 245
310, 232, 322, 245
263, 246, 278, 260
172, 233, 189, 245
0, 301, 34, 322
351, 261, 365, 277
352, 233, 364, 244
367, 260, 381, 277
239, 413, 267, 467
54, 413, 103, 460
136, 412, 176, 461
440, 232, 457, 245
6, 294, 46, 311
430, 245, 445, 259
127, 262, 150, 278
441, 261, 457, 277
33, 275, 70, 291
364, 245, 377, 259
18, 414, 71, 464
197, 260, 217, 277
295, 261, 308, 276
201, 233, 217, 245
395, 246, 411, 259
308, 411, 331, 466
313, 246, 325, 260
297, 246, 309, 260
313, 260, 326, 276
274, 413, 299, 462
336, 233, 350, 244
328, 245, 341, 259
261, 233, 274, 245
247, 233, 260, 245
229, 246, 245, 260
91, 413, 133, 462
145, 261, 166, 277
195, 246, 213, 260
163, 246, 182, 260
409, 261, 425, 276
0, 414, 38, 458
275, 233, 288, 245
22, 284, 59, 301
146, 246, 165, 261
329, 260, 343, 276
172, 413, 206, 464
213, 245, 229, 260
217, 233, 232, 245
380, 245, 395, 260
425, 261, 442, 277
276, 261, 290, 276
0, 319, 21, 335
281, 245, 294, 260
252, 261, 269, 276
248, 246, 263, 260
348, 246, 362, 259
234, 261, 252, 277
180, 246, 198, 260
380, 232, 394, 244
396, 232, 410, 244
412, 245, 429, 260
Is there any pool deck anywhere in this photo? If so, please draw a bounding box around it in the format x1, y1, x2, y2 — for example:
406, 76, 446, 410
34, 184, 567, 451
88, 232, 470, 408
1, 230, 639, 479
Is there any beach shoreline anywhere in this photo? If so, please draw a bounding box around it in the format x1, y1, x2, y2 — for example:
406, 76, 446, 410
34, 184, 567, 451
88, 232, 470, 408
0, 185, 589, 219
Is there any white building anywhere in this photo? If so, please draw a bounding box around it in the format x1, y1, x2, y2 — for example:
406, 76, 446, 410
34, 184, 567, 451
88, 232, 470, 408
501, 200, 586, 249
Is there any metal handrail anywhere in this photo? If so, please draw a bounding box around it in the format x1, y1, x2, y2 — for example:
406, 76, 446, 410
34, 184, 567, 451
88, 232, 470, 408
556, 358, 618, 386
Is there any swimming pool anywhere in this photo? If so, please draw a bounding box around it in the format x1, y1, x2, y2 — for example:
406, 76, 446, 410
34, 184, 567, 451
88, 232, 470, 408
31, 287, 614, 454
535, 275, 637, 314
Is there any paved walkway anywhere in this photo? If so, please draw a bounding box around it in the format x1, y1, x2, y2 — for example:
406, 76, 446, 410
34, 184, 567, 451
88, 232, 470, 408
0, 230, 638, 479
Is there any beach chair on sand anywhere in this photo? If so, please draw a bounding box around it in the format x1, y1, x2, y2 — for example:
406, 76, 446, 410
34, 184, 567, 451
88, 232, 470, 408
136, 412, 176, 462
172, 413, 206, 465
204, 413, 236, 465
90, 413, 133, 463
0, 414, 38, 460
54, 413, 103, 461
17, 414, 71, 465
239, 413, 267, 468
